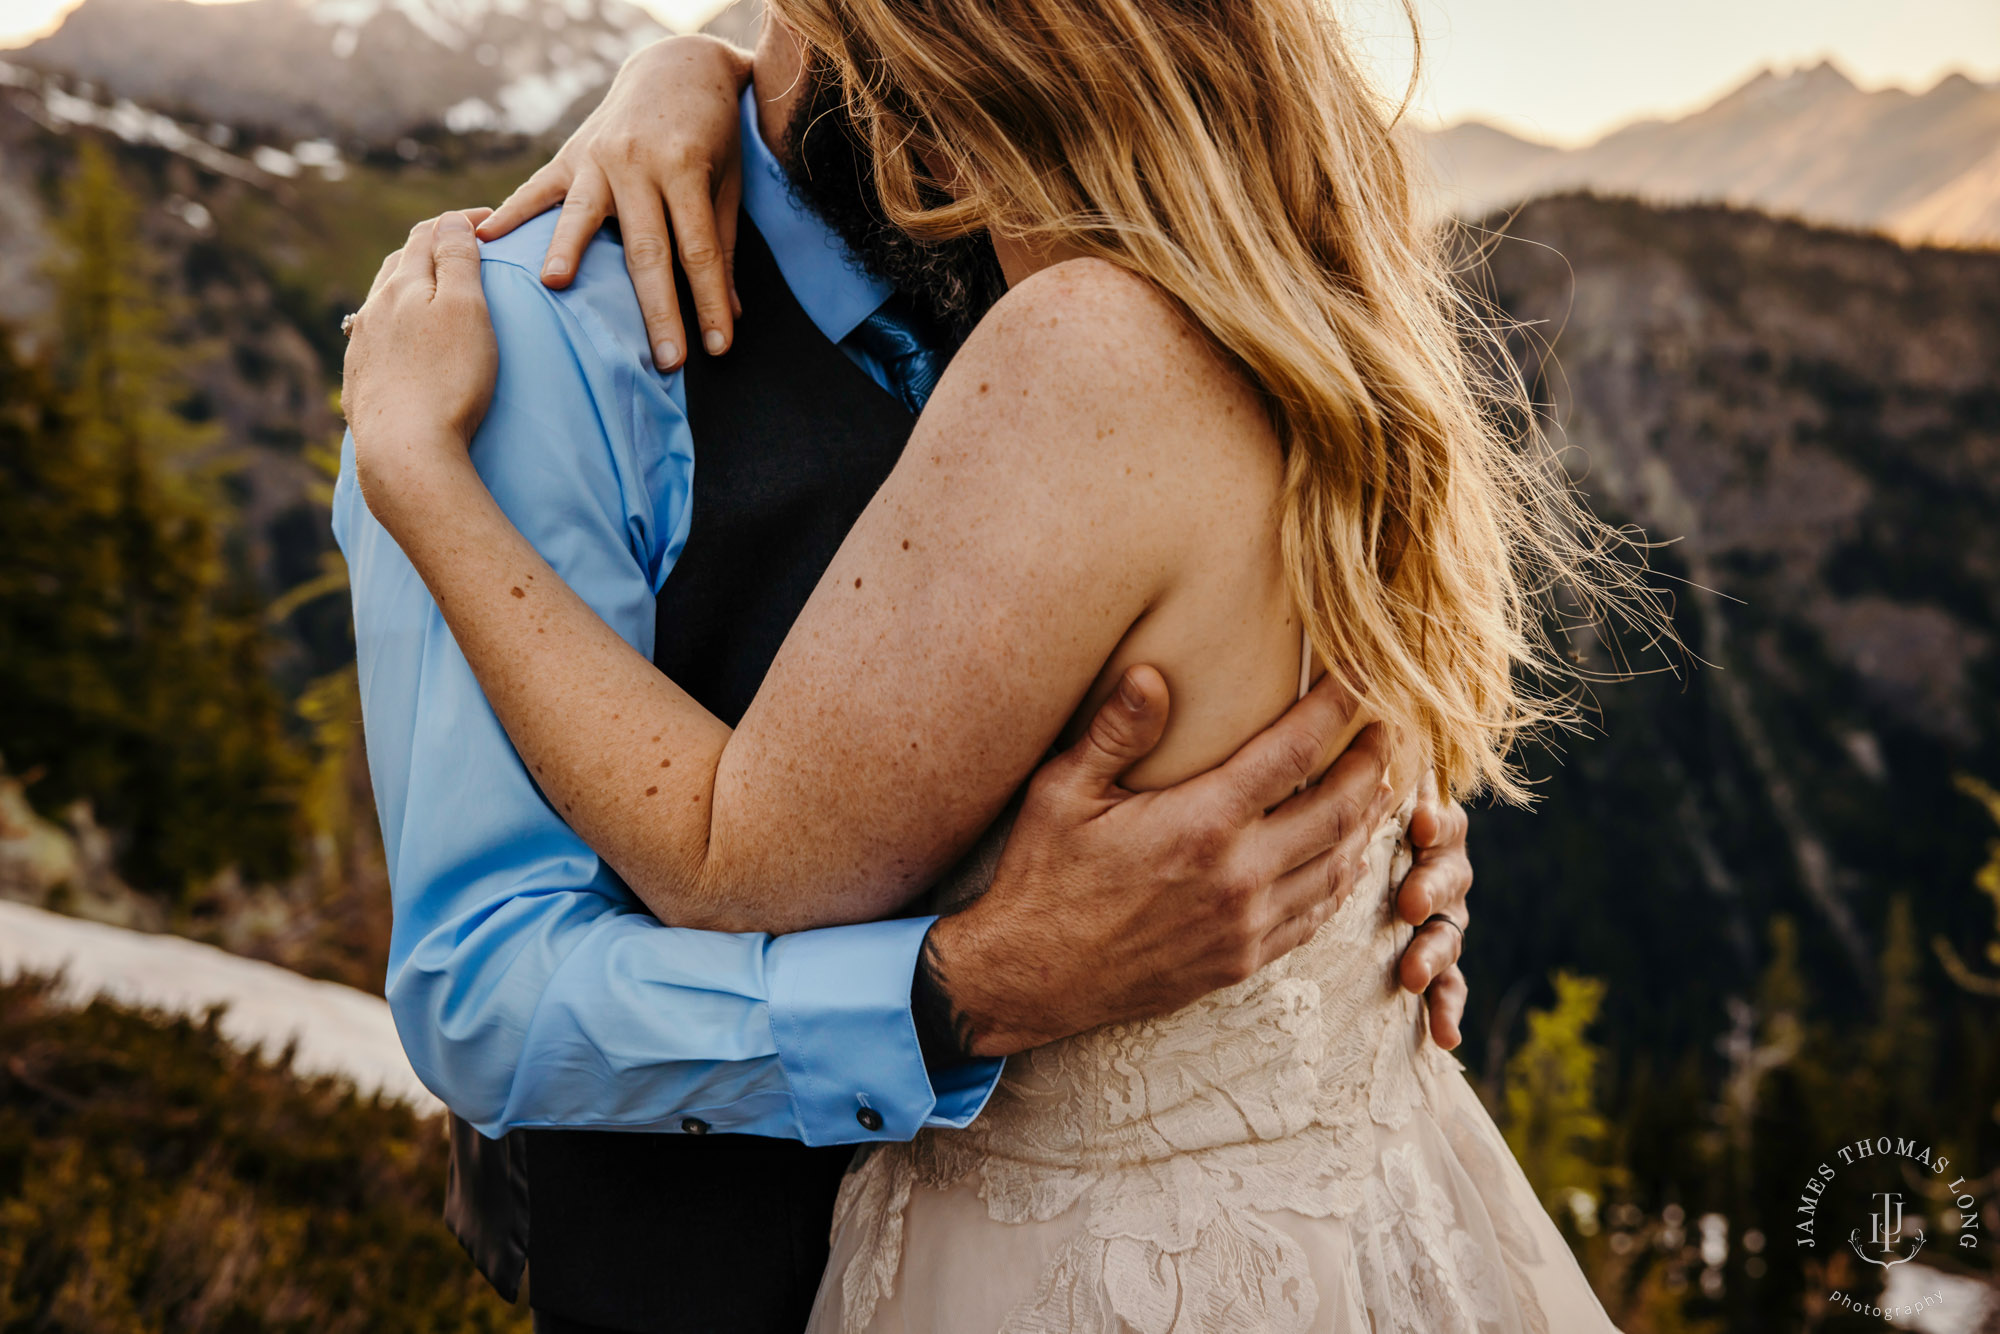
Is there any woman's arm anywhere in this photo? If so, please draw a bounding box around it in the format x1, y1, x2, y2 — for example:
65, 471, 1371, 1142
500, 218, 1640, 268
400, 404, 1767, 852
348, 219, 1260, 934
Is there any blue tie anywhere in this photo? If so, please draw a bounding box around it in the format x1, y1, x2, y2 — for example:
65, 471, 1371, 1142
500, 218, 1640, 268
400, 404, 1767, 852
845, 293, 950, 414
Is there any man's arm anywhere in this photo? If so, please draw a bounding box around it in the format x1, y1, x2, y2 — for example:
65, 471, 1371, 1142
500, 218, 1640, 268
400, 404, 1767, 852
337, 230, 996, 1143
922, 674, 1473, 1058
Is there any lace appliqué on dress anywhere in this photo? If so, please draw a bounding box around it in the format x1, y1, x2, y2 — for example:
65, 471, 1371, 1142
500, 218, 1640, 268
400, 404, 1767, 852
828, 807, 1539, 1330
1354, 1141, 1508, 1334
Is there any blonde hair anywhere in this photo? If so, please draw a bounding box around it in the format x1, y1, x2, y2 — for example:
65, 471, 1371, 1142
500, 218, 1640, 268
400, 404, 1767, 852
771, 0, 1665, 802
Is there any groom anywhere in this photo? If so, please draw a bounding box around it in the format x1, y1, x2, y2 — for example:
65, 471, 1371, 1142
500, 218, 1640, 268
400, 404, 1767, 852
337, 17, 1475, 1334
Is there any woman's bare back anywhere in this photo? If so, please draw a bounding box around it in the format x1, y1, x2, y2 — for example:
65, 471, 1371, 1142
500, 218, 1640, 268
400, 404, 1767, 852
1028, 262, 1325, 791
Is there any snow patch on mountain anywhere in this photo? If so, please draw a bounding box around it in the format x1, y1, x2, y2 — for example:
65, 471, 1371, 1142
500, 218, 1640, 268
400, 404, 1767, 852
0, 59, 345, 182
16, 0, 672, 141
303, 0, 653, 52
496, 58, 610, 132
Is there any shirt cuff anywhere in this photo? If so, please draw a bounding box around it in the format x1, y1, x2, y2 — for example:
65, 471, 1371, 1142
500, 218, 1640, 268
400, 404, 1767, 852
766, 915, 1003, 1146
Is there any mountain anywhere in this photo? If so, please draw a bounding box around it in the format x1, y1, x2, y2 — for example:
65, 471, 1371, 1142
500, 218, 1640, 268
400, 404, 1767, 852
19, 0, 1996, 252
1451, 195, 2000, 1328
14, 0, 669, 140
1423, 62, 2000, 249
1462, 190, 2000, 1085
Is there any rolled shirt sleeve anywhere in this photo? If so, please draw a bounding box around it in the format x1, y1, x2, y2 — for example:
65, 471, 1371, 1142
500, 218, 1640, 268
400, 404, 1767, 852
334, 216, 1000, 1144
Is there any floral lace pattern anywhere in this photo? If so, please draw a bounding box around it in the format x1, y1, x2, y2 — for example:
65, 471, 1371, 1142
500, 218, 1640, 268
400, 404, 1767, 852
1355, 1143, 1508, 1334
825, 801, 1577, 1333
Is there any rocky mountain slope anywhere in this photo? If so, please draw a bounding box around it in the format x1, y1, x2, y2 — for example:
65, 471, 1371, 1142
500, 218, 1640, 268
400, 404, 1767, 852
1425, 62, 2000, 248
14, 0, 670, 139
18, 0, 1997, 252
1464, 193, 2000, 1070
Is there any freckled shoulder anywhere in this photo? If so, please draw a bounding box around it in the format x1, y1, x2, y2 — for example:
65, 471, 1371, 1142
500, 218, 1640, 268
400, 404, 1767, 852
964, 258, 1226, 390
928, 258, 1273, 478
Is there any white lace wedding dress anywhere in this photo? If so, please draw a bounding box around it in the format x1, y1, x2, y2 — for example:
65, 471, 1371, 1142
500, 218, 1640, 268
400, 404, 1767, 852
806, 667, 1622, 1333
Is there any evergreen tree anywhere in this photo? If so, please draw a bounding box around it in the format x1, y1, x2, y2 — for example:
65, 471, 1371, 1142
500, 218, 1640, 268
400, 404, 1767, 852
1730, 917, 1832, 1333
1936, 775, 2000, 996
1862, 896, 1934, 1127
1503, 971, 1615, 1222
0, 139, 303, 896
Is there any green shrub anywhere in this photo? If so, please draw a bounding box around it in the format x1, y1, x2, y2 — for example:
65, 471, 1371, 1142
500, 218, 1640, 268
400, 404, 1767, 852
0, 976, 526, 1333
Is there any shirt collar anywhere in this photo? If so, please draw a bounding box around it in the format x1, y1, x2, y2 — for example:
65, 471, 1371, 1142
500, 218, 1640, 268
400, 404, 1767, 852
740, 85, 894, 345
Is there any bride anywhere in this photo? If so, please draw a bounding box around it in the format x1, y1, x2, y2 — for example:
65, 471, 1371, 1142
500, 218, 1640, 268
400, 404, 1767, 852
342, 0, 1656, 1326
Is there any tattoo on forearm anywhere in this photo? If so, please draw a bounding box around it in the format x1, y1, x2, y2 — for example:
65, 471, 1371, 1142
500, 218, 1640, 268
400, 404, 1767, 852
911, 924, 978, 1067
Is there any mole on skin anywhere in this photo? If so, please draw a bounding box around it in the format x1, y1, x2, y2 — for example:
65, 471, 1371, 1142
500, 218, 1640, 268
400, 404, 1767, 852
510, 587, 525, 598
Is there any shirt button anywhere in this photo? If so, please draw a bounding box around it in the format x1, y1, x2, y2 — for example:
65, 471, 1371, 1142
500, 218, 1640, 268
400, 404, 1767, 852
681, 1117, 710, 1135
855, 1106, 884, 1132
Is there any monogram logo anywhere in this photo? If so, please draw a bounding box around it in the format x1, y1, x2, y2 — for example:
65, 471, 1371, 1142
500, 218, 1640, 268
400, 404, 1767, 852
1804, 1133, 1986, 1324
1850, 1191, 1925, 1269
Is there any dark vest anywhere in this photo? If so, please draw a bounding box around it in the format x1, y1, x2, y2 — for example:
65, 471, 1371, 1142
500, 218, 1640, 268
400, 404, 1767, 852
444, 215, 921, 1333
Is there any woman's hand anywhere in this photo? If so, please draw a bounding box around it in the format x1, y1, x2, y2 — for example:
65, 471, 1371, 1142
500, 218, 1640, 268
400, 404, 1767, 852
1394, 773, 1472, 1050
343, 211, 498, 530
476, 34, 752, 371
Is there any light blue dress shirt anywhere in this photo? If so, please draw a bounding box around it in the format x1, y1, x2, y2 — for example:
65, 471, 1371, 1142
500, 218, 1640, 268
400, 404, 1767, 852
332, 88, 1002, 1145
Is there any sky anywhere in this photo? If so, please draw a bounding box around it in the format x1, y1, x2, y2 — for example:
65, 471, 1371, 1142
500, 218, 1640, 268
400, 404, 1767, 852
0, 0, 1994, 144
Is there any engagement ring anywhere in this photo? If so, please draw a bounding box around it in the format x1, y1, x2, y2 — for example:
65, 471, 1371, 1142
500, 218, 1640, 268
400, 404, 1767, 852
340, 312, 358, 339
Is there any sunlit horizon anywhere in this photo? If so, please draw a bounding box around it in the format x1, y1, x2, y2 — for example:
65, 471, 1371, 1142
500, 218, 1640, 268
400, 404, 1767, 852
0, 0, 1993, 145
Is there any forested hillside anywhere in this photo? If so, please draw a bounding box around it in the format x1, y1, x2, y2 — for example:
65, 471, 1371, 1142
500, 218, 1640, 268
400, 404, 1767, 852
1459, 194, 2000, 1330
0, 76, 543, 986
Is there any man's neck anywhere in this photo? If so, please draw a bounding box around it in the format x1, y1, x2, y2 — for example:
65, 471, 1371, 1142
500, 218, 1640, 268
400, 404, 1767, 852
991, 232, 1086, 288
750, 34, 804, 163
748, 33, 1074, 297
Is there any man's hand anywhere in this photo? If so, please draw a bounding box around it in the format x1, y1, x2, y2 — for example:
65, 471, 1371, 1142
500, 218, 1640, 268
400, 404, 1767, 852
476, 35, 752, 371
916, 667, 1476, 1060
917, 666, 1405, 1059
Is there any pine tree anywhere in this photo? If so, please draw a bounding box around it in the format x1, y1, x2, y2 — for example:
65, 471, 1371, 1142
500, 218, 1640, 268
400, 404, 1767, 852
0, 139, 303, 895
1862, 896, 1934, 1128
1503, 971, 1615, 1221
1936, 775, 2000, 996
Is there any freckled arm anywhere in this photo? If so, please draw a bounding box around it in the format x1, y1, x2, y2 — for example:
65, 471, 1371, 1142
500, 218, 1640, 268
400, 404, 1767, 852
373, 272, 1208, 934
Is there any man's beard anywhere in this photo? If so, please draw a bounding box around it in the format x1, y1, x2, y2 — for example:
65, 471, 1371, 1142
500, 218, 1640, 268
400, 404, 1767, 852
777, 61, 1007, 344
